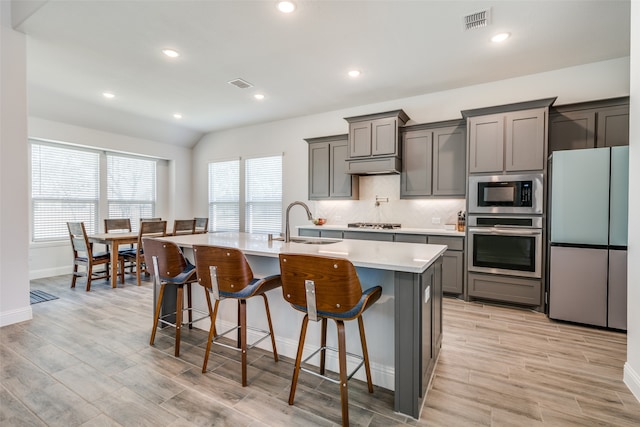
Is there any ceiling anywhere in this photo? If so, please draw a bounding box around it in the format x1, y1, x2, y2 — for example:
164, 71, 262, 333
15, 0, 630, 148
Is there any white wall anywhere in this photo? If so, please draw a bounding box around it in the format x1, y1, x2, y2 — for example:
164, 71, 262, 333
0, 0, 31, 326
193, 57, 630, 231
624, 0, 640, 401
27, 118, 194, 279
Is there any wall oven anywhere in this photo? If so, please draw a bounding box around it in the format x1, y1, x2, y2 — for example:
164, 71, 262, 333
468, 216, 543, 279
468, 173, 543, 215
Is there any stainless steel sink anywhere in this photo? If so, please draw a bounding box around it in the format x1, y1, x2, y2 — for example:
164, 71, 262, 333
289, 237, 341, 245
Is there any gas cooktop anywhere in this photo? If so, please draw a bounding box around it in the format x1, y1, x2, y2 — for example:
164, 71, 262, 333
347, 222, 402, 230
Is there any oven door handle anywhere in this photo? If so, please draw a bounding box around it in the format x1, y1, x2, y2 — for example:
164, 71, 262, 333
469, 227, 542, 236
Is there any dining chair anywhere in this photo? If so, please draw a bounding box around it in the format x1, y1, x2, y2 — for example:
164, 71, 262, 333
194, 217, 209, 233
193, 245, 281, 386
123, 220, 167, 285
143, 238, 209, 357
67, 222, 124, 291
278, 253, 382, 427
140, 217, 162, 222
173, 219, 196, 235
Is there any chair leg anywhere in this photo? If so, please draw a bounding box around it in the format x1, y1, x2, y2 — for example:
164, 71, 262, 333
261, 294, 278, 362
175, 285, 184, 357
136, 256, 142, 285
358, 316, 374, 393
119, 258, 125, 284
202, 297, 219, 373
320, 318, 328, 375
150, 283, 166, 346
236, 301, 242, 349
86, 263, 93, 292
336, 320, 349, 427
240, 299, 248, 387
71, 263, 78, 288
289, 314, 309, 405
187, 284, 193, 329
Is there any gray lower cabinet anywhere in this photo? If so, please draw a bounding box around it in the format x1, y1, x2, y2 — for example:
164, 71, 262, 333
343, 230, 394, 242
468, 272, 542, 307
306, 134, 358, 200
608, 249, 627, 330
298, 229, 343, 239
401, 122, 466, 198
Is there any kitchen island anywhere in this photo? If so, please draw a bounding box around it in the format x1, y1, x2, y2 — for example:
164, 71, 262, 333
157, 232, 446, 419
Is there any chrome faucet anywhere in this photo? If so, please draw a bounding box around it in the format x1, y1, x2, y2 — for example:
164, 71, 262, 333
285, 201, 313, 242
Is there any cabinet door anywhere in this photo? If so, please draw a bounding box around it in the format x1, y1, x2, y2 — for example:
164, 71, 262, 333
549, 110, 596, 152
432, 126, 466, 196
401, 130, 432, 197
395, 233, 428, 244
329, 140, 355, 198
372, 116, 398, 156
343, 231, 394, 242
608, 250, 627, 330
441, 250, 463, 294
597, 106, 629, 148
349, 121, 372, 157
505, 108, 546, 172
468, 114, 504, 173
308, 142, 329, 199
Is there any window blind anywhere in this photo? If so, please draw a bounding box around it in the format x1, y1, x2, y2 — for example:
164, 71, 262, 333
31, 143, 100, 241
107, 154, 156, 232
208, 160, 240, 231
245, 155, 282, 234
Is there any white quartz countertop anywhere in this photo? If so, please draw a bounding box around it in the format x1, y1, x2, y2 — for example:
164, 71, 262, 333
297, 224, 465, 237
159, 232, 447, 274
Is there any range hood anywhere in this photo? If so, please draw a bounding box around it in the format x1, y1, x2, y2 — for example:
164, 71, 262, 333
345, 156, 401, 175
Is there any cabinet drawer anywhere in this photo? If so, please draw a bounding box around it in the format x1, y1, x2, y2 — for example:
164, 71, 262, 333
343, 231, 394, 242
468, 273, 541, 306
428, 236, 463, 251
298, 229, 320, 238
320, 230, 343, 239
395, 234, 428, 244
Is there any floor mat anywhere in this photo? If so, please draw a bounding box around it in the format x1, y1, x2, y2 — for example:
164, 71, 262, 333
30, 290, 59, 304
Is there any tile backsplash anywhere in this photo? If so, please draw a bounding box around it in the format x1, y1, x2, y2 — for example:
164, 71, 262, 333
311, 175, 466, 229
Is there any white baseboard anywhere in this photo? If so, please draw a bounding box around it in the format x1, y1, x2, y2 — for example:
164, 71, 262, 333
624, 362, 640, 402
29, 267, 69, 280
0, 306, 33, 327
193, 318, 395, 391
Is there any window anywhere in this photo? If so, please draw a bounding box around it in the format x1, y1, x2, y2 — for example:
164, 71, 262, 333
208, 160, 240, 232
208, 154, 282, 233
107, 154, 156, 232
30, 140, 157, 241
31, 143, 100, 241
245, 155, 282, 233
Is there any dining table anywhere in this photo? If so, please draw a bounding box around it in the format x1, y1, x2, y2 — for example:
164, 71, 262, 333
87, 232, 138, 288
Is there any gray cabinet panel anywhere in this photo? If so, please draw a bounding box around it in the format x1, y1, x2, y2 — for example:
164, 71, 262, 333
329, 141, 355, 198
549, 110, 596, 152
395, 234, 428, 244
401, 130, 433, 197
597, 106, 629, 148
343, 231, 394, 242
349, 121, 372, 157
428, 235, 464, 251
505, 108, 546, 172
441, 250, 463, 294
608, 249, 627, 330
372, 117, 398, 156
307, 135, 358, 200
320, 230, 343, 239
432, 126, 466, 196
298, 229, 320, 238
548, 246, 608, 327
468, 114, 504, 173
308, 142, 329, 198
468, 272, 541, 306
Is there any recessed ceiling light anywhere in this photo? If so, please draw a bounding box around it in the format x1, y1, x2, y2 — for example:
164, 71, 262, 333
162, 48, 180, 58
348, 70, 361, 78
254, 94, 265, 100
102, 92, 115, 99
173, 113, 182, 119
491, 32, 510, 43
277, 1, 296, 13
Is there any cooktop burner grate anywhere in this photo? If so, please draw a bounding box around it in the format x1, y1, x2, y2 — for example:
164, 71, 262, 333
347, 222, 401, 230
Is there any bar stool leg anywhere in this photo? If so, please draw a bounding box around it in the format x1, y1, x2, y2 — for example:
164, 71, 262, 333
187, 283, 193, 329
336, 320, 349, 427
202, 297, 219, 373
358, 316, 374, 393
175, 285, 184, 357
240, 299, 248, 387
150, 283, 166, 346
262, 294, 278, 362
320, 318, 328, 375
289, 314, 309, 405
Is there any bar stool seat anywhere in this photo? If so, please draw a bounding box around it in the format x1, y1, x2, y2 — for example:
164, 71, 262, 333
278, 253, 382, 427
193, 245, 281, 387
142, 237, 209, 357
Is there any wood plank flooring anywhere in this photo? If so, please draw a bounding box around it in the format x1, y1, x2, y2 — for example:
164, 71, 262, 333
1, 274, 639, 426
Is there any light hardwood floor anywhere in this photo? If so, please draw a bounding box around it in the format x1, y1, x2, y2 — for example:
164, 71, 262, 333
1, 274, 639, 426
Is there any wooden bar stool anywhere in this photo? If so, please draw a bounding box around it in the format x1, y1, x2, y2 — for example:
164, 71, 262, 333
142, 238, 209, 357
278, 253, 382, 427
193, 245, 281, 387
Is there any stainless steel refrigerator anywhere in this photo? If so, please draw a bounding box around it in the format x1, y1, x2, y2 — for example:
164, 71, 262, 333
548, 146, 628, 329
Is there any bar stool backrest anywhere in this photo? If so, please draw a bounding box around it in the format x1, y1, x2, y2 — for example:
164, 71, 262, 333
193, 245, 255, 293
142, 238, 190, 279
278, 253, 363, 316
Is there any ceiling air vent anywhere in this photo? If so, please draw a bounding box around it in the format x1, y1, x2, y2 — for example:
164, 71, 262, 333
227, 78, 254, 89
464, 8, 491, 30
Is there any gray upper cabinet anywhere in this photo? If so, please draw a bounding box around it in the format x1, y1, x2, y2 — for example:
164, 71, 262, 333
549, 97, 629, 153
401, 121, 466, 198
306, 134, 358, 200
468, 108, 546, 173
345, 110, 409, 159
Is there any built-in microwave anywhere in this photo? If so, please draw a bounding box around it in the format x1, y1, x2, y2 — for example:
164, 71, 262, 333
468, 173, 543, 215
